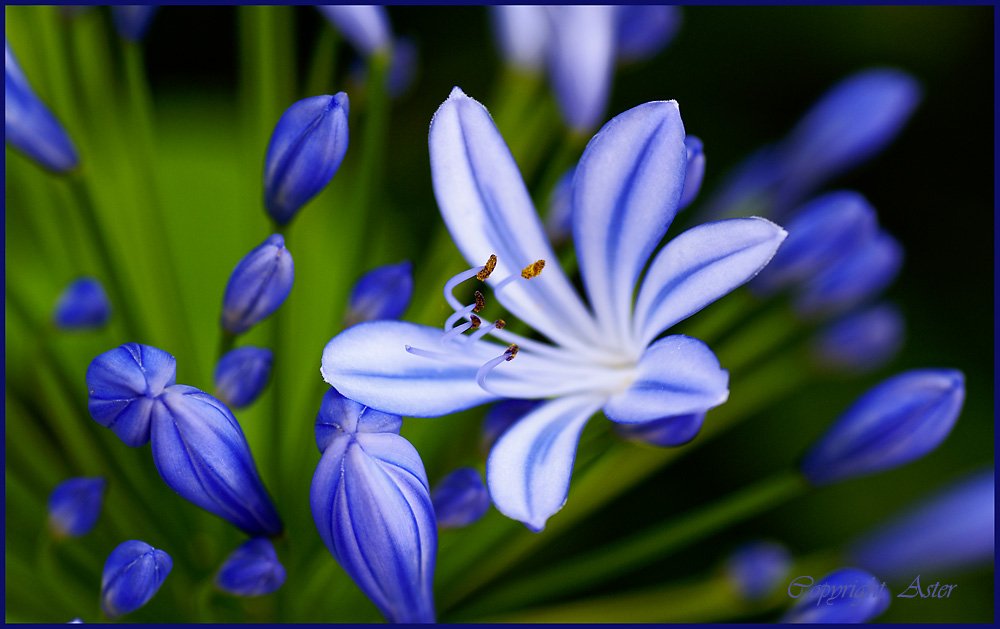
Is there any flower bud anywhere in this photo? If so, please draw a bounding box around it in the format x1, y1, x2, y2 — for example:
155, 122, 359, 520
53, 277, 111, 330
724, 540, 792, 601
481, 399, 541, 453
215, 538, 286, 597
614, 412, 704, 447
5, 41, 79, 173
753, 191, 878, 295
491, 6, 549, 72
221, 234, 294, 334
111, 6, 159, 42
615, 5, 681, 63
263, 94, 350, 225
794, 231, 903, 319
849, 469, 993, 579
782, 568, 889, 623
812, 303, 904, 374
48, 477, 106, 538
782, 68, 921, 194
678, 135, 705, 210
214, 347, 273, 409
315, 387, 402, 453
310, 389, 436, 622
801, 369, 965, 486
87, 344, 177, 447
344, 262, 413, 327
100, 540, 172, 618
318, 5, 391, 57
431, 467, 490, 529
545, 5, 616, 132
151, 385, 282, 537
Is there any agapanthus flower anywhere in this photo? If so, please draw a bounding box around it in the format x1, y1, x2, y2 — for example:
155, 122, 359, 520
318, 5, 391, 57
214, 346, 273, 408
849, 469, 994, 578
344, 261, 414, 327
310, 388, 436, 623
263, 94, 350, 225
87, 344, 282, 537
323, 88, 786, 530
782, 568, 889, 623
614, 411, 704, 448
47, 477, 106, 538
53, 277, 111, 330
5, 40, 79, 173
215, 538, 286, 597
801, 369, 965, 486
100, 540, 172, 618
431, 467, 491, 529
724, 540, 792, 601
221, 234, 294, 334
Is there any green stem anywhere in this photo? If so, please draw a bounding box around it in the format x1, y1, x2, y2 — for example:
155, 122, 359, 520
304, 27, 340, 97
352, 50, 391, 262
456, 471, 807, 617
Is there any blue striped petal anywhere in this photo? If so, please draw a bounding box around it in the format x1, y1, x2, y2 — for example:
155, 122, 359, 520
150, 385, 282, 537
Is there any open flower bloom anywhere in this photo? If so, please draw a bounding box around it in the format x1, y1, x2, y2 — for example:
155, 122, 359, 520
323, 88, 786, 531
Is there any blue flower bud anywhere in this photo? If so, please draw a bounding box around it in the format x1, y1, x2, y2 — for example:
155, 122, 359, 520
849, 469, 993, 579
221, 234, 295, 334
614, 412, 704, 447
263, 94, 350, 225
5, 41, 79, 173
795, 231, 903, 319
315, 387, 402, 453
615, 5, 681, 63
782, 68, 921, 195
214, 347, 273, 409
782, 568, 889, 623
812, 303, 904, 374
100, 540, 172, 618
53, 277, 111, 330
87, 344, 177, 447
215, 538, 286, 597
111, 6, 159, 42
310, 391, 436, 622
481, 399, 542, 453
431, 467, 490, 529
491, 6, 548, 72
801, 369, 965, 486
724, 540, 792, 601
151, 385, 283, 537
678, 135, 705, 210
544, 168, 575, 246
344, 262, 413, 327
753, 191, 878, 295
318, 5, 391, 57
48, 477, 106, 538
545, 5, 616, 132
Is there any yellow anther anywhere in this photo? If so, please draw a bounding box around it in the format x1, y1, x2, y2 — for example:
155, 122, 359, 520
505, 344, 519, 361
470, 314, 482, 329
520, 259, 546, 279
476, 254, 498, 281
494, 319, 507, 330
473, 290, 486, 313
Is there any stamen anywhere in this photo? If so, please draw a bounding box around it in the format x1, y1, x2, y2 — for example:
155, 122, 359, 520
467, 318, 505, 342
405, 344, 457, 361
473, 290, 485, 313
444, 303, 476, 331
476, 254, 498, 281
441, 321, 474, 344
470, 314, 482, 329
476, 344, 519, 393
521, 259, 546, 279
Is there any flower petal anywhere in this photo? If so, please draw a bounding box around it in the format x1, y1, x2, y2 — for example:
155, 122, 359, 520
633, 218, 787, 348
614, 412, 704, 447
603, 335, 729, 424
544, 5, 616, 132
428, 87, 604, 352
491, 6, 549, 72
572, 100, 688, 348
310, 431, 436, 623
486, 395, 604, 531
322, 317, 613, 418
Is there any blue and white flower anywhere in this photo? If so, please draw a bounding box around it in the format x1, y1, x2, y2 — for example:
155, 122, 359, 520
322, 88, 786, 531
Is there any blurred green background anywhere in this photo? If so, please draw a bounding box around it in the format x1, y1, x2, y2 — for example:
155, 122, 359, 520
5, 5, 993, 623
